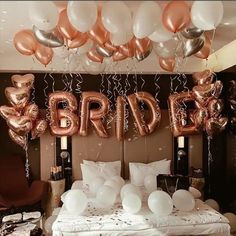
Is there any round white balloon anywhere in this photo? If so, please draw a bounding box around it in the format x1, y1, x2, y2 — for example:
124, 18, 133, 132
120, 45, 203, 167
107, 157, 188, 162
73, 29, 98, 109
110, 31, 133, 46
61, 190, 69, 203
76, 39, 93, 55
102, 1, 132, 33
96, 185, 116, 208
89, 177, 105, 195
191, 1, 224, 30
148, 190, 173, 216
172, 190, 195, 212
205, 199, 220, 212
189, 187, 202, 199
64, 190, 88, 214
133, 1, 162, 39
67, 1, 97, 32
44, 215, 57, 234
144, 174, 157, 193
223, 212, 236, 233
104, 179, 121, 196
29, 1, 59, 31
122, 193, 142, 214
149, 24, 174, 42
120, 184, 142, 200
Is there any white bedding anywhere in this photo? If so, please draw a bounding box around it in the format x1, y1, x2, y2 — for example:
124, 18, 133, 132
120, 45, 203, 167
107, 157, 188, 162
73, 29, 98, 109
52, 181, 230, 236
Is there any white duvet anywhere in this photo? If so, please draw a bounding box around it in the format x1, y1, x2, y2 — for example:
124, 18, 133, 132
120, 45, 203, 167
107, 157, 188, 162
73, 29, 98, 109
52, 181, 230, 236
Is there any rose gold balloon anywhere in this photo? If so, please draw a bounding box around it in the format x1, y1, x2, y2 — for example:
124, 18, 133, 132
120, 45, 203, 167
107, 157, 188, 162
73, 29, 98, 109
192, 108, 209, 130
205, 117, 228, 137
208, 99, 224, 118
14, 29, 37, 55
105, 41, 118, 52
192, 70, 213, 85
79, 92, 109, 138
193, 81, 223, 107
66, 32, 88, 49
127, 92, 161, 136
24, 103, 39, 121
195, 34, 211, 59
162, 1, 190, 33
87, 48, 104, 63
168, 92, 199, 137
119, 41, 135, 58
113, 51, 128, 62
116, 96, 126, 141
49, 91, 79, 136
159, 57, 175, 72
9, 129, 27, 149
96, 44, 114, 57
31, 119, 48, 139
0, 106, 20, 120
7, 115, 32, 136
5, 87, 30, 111
11, 74, 35, 89
88, 16, 109, 46
35, 44, 53, 66
133, 37, 153, 61
58, 8, 78, 40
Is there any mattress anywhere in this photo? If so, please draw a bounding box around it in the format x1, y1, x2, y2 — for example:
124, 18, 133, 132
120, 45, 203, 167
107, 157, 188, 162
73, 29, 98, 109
52, 181, 230, 236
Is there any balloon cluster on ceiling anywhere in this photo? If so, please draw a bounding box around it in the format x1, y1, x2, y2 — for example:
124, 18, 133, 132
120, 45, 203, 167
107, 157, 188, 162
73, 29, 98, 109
13, 1, 224, 73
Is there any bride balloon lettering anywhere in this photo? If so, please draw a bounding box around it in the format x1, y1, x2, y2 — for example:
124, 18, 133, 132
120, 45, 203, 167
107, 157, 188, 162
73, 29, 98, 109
48, 91, 161, 140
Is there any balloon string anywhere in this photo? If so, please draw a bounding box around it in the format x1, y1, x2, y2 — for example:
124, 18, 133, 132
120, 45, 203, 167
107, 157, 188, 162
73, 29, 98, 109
154, 73, 160, 103
24, 136, 30, 179
100, 73, 105, 94
49, 73, 55, 93
207, 135, 213, 195
31, 84, 35, 104
43, 73, 51, 122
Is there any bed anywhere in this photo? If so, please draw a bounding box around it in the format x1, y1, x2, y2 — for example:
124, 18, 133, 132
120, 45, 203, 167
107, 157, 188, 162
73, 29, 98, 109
52, 181, 230, 236
51, 111, 229, 235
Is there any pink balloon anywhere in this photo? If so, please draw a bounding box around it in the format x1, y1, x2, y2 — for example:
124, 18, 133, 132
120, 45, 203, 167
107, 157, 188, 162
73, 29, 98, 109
35, 44, 54, 66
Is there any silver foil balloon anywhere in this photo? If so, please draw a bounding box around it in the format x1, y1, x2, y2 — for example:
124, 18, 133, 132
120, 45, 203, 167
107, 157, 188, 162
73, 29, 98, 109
181, 27, 204, 39
33, 25, 64, 48
95, 44, 114, 57
183, 35, 205, 58
135, 47, 152, 62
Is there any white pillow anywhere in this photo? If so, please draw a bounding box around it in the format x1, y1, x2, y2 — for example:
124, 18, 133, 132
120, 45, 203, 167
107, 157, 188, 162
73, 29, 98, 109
81, 160, 121, 186
129, 159, 171, 187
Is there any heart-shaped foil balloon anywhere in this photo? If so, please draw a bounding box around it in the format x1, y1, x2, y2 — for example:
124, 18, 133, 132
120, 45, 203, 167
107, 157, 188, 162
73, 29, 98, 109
191, 108, 209, 130
208, 99, 224, 118
192, 70, 213, 85
5, 87, 30, 111
31, 119, 48, 139
24, 103, 39, 121
0, 106, 20, 120
8, 129, 27, 149
205, 117, 228, 137
7, 115, 32, 136
11, 74, 34, 89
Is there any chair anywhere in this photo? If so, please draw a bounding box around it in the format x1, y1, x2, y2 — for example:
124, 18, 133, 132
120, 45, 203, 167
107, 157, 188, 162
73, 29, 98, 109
0, 155, 47, 209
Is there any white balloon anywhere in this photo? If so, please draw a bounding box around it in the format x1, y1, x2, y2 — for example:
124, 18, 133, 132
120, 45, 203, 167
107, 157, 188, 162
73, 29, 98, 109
96, 185, 116, 208
104, 179, 121, 196
191, 1, 224, 30
111, 176, 125, 188
64, 190, 88, 214
76, 39, 93, 55
149, 24, 174, 42
172, 190, 195, 212
102, 1, 132, 33
133, 1, 162, 39
61, 190, 69, 203
205, 199, 220, 212
122, 193, 142, 214
189, 187, 201, 199
144, 175, 157, 193
148, 190, 173, 216
120, 184, 142, 200
110, 31, 133, 46
67, 1, 97, 32
44, 215, 57, 234
89, 177, 105, 194
81, 56, 106, 75
28, 1, 59, 31
223, 213, 236, 233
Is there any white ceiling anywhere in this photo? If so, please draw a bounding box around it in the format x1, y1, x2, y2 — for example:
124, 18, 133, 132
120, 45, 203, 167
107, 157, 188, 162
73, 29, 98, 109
0, 1, 236, 73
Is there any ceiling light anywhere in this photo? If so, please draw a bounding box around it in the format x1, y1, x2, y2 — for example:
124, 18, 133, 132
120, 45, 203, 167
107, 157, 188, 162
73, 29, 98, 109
1, 19, 6, 23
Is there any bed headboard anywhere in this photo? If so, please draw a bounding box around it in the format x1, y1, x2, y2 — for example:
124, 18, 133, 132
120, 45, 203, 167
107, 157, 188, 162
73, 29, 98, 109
40, 109, 202, 181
